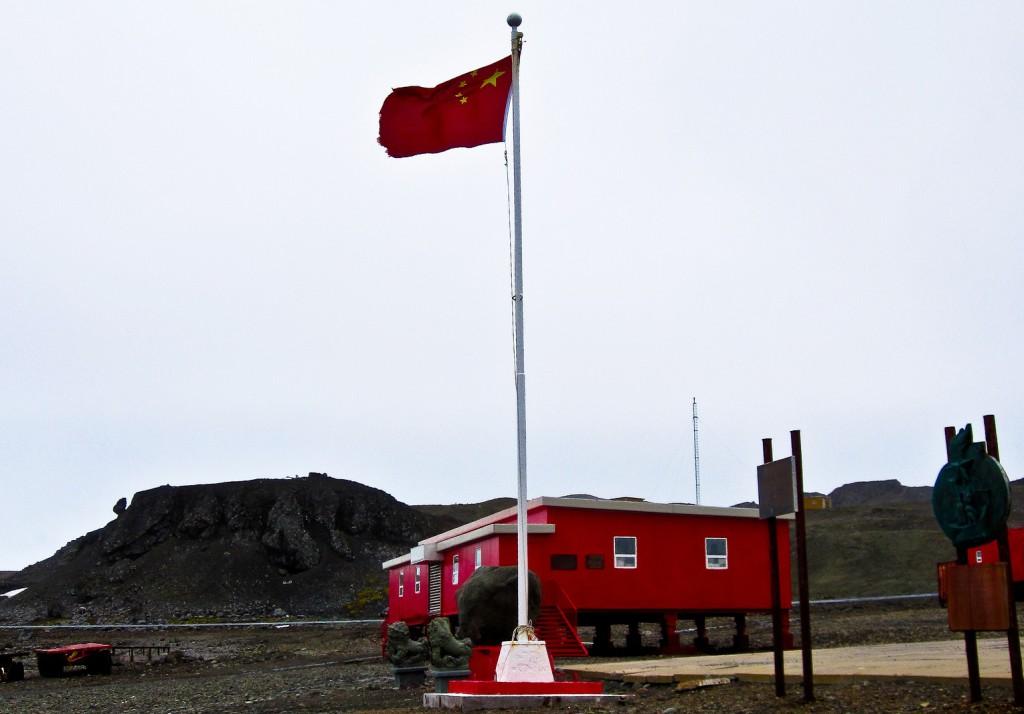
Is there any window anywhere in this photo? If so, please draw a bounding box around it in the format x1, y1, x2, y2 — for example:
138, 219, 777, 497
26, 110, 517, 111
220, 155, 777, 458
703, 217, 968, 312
474, 547, 482, 570
414, 566, 421, 594
452, 555, 460, 585
398, 570, 405, 597
550, 554, 578, 570
585, 554, 605, 569
706, 537, 728, 569
975, 550, 983, 564
613, 536, 637, 569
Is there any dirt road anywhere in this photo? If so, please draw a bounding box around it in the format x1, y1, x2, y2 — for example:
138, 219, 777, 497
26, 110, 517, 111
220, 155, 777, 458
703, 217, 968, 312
2, 600, 1023, 712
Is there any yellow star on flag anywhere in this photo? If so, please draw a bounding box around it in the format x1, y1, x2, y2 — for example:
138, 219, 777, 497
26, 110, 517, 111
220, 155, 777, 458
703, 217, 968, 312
481, 69, 505, 88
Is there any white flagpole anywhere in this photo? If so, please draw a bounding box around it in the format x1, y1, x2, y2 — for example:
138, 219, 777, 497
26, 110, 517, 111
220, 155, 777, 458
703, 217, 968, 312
496, 14, 553, 683
507, 12, 530, 637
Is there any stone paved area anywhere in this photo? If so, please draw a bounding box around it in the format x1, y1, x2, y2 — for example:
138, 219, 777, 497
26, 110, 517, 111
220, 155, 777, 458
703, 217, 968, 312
565, 636, 1022, 685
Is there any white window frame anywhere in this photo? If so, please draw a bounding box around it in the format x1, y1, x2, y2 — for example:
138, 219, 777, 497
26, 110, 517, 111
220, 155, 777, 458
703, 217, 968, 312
613, 536, 637, 569
474, 547, 482, 570
398, 569, 405, 597
414, 565, 421, 594
452, 555, 460, 585
705, 537, 728, 570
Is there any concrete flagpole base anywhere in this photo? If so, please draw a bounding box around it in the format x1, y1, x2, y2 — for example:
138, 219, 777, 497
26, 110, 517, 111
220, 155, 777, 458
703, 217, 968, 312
494, 639, 554, 682
436, 639, 614, 706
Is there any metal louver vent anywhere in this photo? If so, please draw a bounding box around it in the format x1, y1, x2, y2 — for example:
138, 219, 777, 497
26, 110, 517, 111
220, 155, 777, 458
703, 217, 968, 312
428, 563, 442, 615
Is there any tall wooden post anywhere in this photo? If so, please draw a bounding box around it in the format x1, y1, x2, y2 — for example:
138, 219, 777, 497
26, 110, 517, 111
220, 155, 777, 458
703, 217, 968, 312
763, 437, 785, 697
983, 414, 1024, 705
791, 430, 814, 702
946, 425, 982, 703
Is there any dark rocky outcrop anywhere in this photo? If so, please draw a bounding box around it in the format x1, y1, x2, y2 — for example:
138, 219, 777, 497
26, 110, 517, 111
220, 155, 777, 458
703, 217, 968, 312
0, 473, 446, 623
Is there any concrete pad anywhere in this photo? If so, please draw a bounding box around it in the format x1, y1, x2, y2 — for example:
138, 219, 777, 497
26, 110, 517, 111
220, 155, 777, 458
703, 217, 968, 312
423, 692, 626, 709
565, 636, 1023, 686
622, 672, 674, 684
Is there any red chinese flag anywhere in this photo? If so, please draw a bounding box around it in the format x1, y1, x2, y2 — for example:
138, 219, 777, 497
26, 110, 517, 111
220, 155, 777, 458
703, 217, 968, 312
379, 56, 513, 158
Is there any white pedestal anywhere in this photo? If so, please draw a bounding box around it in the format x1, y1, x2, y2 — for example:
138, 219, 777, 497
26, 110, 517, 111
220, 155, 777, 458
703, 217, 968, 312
494, 639, 554, 682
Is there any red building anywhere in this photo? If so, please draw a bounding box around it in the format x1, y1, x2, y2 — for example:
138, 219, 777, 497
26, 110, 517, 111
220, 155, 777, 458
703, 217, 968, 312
383, 496, 792, 656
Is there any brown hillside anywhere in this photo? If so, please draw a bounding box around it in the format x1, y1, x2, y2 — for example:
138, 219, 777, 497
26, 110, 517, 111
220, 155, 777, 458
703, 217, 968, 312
797, 477, 1024, 599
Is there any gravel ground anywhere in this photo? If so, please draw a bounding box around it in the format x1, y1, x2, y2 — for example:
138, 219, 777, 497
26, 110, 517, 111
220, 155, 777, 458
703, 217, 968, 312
2, 600, 1023, 712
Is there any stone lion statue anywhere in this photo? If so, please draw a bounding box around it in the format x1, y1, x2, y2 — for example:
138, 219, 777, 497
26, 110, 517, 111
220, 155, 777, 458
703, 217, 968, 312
427, 617, 473, 670
386, 621, 428, 667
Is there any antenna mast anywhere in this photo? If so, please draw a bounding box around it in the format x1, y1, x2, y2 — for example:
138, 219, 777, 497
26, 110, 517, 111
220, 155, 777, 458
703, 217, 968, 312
692, 397, 701, 505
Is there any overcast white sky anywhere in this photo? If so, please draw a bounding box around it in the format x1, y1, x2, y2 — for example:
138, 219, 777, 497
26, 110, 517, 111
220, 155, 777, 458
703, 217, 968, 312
2, 2, 1022, 571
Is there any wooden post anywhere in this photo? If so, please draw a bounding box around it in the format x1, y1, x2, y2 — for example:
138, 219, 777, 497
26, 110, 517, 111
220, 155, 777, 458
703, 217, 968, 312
791, 430, 814, 702
733, 613, 749, 650
983, 415, 1024, 705
693, 615, 710, 650
661, 613, 681, 654
626, 621, 641, 652
947, 425, 982, 703
763, 437, 785, 697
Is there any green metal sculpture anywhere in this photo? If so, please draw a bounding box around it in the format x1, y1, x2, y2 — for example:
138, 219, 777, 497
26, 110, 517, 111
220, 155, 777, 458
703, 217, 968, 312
933, 424, 1011, 549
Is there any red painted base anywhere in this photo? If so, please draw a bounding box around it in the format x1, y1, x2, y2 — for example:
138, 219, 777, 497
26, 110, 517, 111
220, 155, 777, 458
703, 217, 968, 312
448, 680, 603, 695
468, 646, 501, 681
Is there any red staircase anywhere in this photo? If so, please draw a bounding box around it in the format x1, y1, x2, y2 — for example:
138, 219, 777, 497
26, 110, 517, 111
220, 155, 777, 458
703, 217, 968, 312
534, 604, 588, 657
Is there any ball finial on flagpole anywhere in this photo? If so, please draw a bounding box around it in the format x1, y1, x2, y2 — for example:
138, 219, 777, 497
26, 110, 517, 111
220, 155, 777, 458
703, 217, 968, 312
507, 13, 522, 27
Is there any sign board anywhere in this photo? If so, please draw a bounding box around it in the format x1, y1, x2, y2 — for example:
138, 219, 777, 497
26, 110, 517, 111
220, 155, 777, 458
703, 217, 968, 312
946, 563, 1010, 632
757, 457, 797, 519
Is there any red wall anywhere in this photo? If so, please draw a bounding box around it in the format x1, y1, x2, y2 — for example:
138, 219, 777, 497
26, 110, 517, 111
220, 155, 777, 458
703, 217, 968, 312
386, 537, 502, 624
386, 505, 792, 622
971, 527, 1024, 582
518, 507, 790, 612
442, 537, 500, 614
387, 562, 430, 625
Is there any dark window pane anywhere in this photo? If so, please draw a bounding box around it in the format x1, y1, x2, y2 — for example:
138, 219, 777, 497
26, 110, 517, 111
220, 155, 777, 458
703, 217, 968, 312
550, 554, 578, 571
614, 537, 636, 555
585, 554, 604, 569
706, 538, 727, 556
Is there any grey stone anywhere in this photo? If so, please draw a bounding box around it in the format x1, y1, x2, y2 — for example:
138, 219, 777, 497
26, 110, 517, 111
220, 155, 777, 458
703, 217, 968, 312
456, 566, 541, 645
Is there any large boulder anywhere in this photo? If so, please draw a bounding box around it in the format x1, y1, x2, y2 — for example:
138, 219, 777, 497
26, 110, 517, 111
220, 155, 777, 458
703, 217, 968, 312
456, 566, 541, 645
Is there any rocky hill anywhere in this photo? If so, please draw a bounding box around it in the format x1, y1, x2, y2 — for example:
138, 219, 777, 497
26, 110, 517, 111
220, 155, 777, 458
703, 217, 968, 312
828, 478, 933, 508
0, 473, 453, 624
413, 497, 516, 525
4, 474, 1022, 624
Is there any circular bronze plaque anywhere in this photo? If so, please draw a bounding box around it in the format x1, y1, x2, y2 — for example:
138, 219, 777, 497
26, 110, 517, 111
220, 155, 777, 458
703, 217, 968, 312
933, 453, 1011, 549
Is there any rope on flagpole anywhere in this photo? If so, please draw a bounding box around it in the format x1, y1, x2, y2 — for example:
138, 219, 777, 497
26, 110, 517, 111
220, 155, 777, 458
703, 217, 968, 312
504, 150, 518, 375
511, 623, 538, 642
